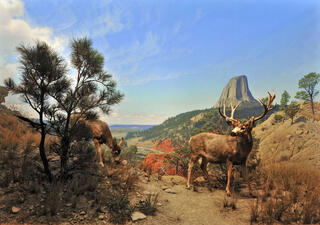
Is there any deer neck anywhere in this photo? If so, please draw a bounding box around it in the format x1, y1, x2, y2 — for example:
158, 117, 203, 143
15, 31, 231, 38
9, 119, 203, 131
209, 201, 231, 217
237, 131, 253, 152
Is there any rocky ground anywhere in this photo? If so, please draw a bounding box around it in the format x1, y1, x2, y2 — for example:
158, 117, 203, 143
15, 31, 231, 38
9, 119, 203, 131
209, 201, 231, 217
0, 164, 255, 225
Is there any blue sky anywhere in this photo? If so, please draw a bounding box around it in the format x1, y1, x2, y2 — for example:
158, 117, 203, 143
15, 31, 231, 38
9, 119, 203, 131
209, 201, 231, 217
1, 0, 320, 124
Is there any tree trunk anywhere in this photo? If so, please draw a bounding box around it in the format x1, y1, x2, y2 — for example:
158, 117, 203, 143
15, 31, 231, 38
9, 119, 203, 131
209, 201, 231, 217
311, 97, 315, 114
60, 137, 70, 179
175, 161, 179, 175
39, 129, 52, 182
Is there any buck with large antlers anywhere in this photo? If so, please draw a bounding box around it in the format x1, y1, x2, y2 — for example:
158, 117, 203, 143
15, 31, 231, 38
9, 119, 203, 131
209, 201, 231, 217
71, 114, 124, 167
187, 92, 276, 195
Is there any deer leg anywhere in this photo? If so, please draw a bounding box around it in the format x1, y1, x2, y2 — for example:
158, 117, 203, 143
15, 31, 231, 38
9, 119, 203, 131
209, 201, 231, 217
93, 139, 104, 167
187, 155, 199, 189
241, 164, 252, 196
200, 157, 212, 191
226, 160, 233, 196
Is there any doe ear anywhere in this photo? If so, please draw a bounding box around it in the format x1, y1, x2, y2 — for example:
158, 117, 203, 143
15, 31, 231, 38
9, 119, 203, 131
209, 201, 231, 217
118, 137, 124, 148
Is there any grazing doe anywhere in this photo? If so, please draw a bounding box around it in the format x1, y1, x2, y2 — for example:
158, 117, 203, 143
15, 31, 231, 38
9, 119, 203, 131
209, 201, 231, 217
187, 92, 276, 195
71, 114, 124, 167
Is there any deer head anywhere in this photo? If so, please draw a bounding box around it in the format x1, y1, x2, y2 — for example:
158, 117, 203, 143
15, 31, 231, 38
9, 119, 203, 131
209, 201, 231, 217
219, 92, 276, 136
111, 137, 125, 156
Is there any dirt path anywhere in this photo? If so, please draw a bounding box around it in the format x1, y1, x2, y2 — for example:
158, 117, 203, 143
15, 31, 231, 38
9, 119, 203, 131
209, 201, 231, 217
133, 176, 253, 225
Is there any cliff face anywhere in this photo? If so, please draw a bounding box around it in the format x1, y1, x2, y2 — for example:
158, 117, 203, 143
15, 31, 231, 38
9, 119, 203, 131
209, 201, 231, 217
215, 75, 260, 108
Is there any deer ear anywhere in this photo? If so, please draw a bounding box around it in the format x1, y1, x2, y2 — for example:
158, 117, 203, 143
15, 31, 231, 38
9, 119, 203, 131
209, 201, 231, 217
118, 137, 124, 148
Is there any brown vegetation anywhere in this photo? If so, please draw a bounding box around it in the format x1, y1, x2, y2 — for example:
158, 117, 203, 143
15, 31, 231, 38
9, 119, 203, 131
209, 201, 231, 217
251, 162, 320, 224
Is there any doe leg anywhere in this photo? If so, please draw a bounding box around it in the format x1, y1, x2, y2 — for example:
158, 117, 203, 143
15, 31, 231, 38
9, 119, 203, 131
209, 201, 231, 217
93, 139, 104, 167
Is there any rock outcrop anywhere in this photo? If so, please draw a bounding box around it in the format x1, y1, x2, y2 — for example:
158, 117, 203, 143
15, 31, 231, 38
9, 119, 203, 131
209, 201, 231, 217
215, 75, 260, 108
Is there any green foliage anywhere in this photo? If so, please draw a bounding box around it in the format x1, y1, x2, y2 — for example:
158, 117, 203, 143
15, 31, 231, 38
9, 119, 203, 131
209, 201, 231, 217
127, 104, 275, 143
280, 90, 290, 110
273, 114, 285, 124
285, 101, 300, 124
295, 72, 320, 114
4, 38, 124, 178
120, 145, 138, 165
164, 144, 191, 176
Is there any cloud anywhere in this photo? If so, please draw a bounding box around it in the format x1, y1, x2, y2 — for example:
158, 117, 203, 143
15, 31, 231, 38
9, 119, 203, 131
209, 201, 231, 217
107, 31, 190, 86
0, 0, 67, 84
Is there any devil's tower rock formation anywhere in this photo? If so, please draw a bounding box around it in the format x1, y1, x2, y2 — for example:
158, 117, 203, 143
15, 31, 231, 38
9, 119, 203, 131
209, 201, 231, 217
215, 75, 260, 108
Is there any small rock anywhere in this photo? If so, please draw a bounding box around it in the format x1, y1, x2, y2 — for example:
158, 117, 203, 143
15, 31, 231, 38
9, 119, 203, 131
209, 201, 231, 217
121, 160, 128, 166
99, 214, 104, 220
194, 176, 206, 183
164, 188, 176, 194
12, 206, 21, 214
80, 211, 86, 215
156, 202, 162, 206
65, 203, 72, 207
131, 211, 147, 221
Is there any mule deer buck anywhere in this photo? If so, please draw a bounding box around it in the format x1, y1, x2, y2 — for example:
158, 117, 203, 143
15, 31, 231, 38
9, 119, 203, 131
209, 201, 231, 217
187, 92, 276, 195
71, 114, 124, 167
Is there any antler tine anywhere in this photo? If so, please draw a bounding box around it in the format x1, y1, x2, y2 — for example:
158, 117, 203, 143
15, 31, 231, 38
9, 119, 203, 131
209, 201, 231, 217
218, 103, 227, 119
230, 102, 241, 119
254, 91, 276, 122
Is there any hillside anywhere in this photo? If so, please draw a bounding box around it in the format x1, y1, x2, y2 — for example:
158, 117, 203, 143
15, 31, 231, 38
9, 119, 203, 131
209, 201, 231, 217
126, 75, 276, 143
126, 105, 276, 143
254, 101, 320, 169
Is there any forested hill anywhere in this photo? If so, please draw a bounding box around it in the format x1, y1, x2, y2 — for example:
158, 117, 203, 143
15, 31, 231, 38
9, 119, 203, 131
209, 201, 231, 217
126, 104, 277, 143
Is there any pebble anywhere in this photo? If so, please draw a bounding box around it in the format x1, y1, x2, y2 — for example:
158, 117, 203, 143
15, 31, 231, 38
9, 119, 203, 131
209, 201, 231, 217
164, 188, 176, 194
99, 214, 104, 220
131, 211, 147, 221
11, 206, 21, 214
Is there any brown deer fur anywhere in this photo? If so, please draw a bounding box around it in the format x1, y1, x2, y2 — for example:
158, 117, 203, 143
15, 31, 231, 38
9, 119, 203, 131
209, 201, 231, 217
71, 114, 124, 167
187, 92, 275, 195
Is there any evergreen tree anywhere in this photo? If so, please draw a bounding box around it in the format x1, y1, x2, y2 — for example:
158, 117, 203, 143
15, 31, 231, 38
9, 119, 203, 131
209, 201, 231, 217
280, 90, 290, 110
285, 101, 300, 125
5, 41, 67, 182
5, 38, 123, 179
295, 72, 320, 114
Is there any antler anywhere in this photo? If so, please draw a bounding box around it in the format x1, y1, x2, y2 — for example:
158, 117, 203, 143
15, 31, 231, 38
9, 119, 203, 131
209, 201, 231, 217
218, 102, 241, 125
254, 91, 276, 122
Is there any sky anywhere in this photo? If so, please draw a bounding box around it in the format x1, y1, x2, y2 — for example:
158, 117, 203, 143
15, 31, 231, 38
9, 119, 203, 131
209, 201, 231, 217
1, 0, 320, 124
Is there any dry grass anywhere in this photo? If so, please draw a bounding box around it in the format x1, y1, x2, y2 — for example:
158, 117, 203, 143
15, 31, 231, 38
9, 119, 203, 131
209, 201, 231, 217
0, 112, 41, 186
299, 101, 320, 121
251, 162, 320, 224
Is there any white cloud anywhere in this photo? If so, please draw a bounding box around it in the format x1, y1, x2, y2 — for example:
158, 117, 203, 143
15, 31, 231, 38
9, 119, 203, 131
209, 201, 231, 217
0, 0, 67, 85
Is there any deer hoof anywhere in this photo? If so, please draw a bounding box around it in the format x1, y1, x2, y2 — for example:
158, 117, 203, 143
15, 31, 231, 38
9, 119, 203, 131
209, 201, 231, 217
99, 162, 105, 167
